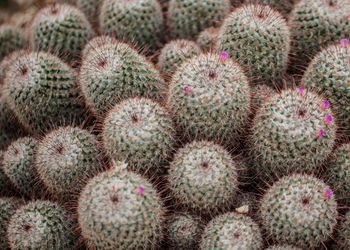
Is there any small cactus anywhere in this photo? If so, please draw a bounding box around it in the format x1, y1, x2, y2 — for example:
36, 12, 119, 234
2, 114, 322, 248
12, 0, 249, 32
81, 35, 117, 59
196, 27, 219, 52
77, 0, 104, 27
0, 24, 28, 60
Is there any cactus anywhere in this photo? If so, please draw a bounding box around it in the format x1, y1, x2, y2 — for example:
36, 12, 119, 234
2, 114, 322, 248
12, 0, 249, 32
289, 0, 350, 63
0, 151, 13, 193
2, 137, 40, 196
100, 0, 163, 50
157, 39, 200, 77
79, 41, 166, 116
166, 213, 203, 249
336, 211, 350, 249
196, 27, 219, 52
246, 0, 297, 15
0, 197, 23, 249
167, 140, 242, 213
7, 200, 75, 250
77, 0, 103, 27
259, 174, 338, 248
249, 88, 337, 178
30, 3, 95, 59
167, 0, 231, 39
266, 245, 302, 250
199, 212, 263, 249
0, 25, 28, 60
81, 35, 117, 59
167, 52, 251, 143
35, 126, 102, 197
327, 143, 350, 205
78, 161, 165, 249
102, 97, 175, 176
218, 4, 290, 83
2, 51, 87, 134
0, 50, 26, 82
301, 41, 350, 134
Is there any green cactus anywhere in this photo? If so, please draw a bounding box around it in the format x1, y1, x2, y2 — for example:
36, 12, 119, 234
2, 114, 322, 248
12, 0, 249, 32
30, 3, 95, 59
266, 245, 302, 250
301, 41, 350, 134
100, 0, 163, 50
0, 197, 23, 249
81, 35, 117, 59
35, 126, 102, 197
218, 4, 290, 83
77, 0, 103, 27
246, 0, 297, 15
167, 0, 231, 39
0, 25, 28, 60
2, 51, 87, 134
168, 140, 242, 213
199, 212, 263, 249
167, 52, 251, 143
78, 161, 165, 249
196, 27, 219, 52
2, 137, 40, 196
79, 41, 166, 116
327, 143, 350, 205
289, 0, 350, 63
7, 200, 75, 250
0, 151, 13, 193
157, 39, 200, 77
259, 174, 338, 248
102, 97, 175, 176
249, 88, 337, 178
166, 213, 203, 249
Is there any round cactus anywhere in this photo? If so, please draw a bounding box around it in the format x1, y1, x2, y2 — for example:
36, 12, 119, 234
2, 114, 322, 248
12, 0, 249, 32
100, 0, 163, 50
30, 3, 95, 59
35, 126, 102, 197
79, 41, 166, 116
196, 27, 219, 52
2, 137, 40, 196
246, 0, 297, 15
0, 151, 13, 192
167, 52, 251, 143
0, 197, 23, 249
0, 24, 28, 60
167, 0, 231, 39
0, 50, 26, 82
301, 41, 350, 134
166, 213, 203, 249
2, 51, 87, 134
81, 35, 117, 59
78, 161, 165, 249
266, 245, 302, 250
218, 4, 290, 83
77, 0, 103, 27
249, 88, 337, 178
289, 0, 350, 63
259, 174, 338, 248
102, 97, 175, 176
7, 200, 75, 250
336, 211, 350, 249
199, 212, 263, 249
157, 39, 200, 77
168, 140, 242, 213
328, 143, 350, 205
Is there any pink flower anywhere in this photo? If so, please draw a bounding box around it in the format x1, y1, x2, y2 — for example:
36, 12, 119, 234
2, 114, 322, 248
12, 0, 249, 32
324, 188, 333, 197
322, 100, 330, 108
220, 51, 228, 58
325, 115, 333, 122
340, 38, 349, 46
298, 88, 303, 93
183, 86, 190, 92
318, 129, 324, 136
137, 186, 144, 194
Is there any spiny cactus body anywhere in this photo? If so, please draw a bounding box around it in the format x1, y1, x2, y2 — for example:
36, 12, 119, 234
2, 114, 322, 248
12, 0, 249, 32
100, 0, 163, 50
289, 0, 350, 62
301, 42, 350, 134
199, 212, 263, 249
218, 4, 290, 83
266, 245, 302, 250
167, 52, 251, 143
158, 39, 200, 77
78, 161, 165, 249
196, 27, 219, 52
168, 140, 241, 213
79, 41, 166, 116
167, 0, 231, 39
7, 200, 75, 250
35, 126, 102, 197
31, 4, 94, 58
246, 0, 297, 15
2, 137, 39, 195
103, 97, 175, 176
2, 51, 86, 134
77, 0, 103, 27
249, 88, 337, 178
259, 174, 338, 248
0, 25, 27, 60
81, 35, 117, 59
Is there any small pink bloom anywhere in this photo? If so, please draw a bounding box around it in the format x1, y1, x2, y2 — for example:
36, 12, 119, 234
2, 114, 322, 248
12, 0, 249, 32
220, 51, 228, 58
298, 88, 303, 93
137, 186, 144, 194
340, 38, 349, 46
184, 86, 190, 92
324, 188, 333, 197
322, 100, 330, 108
318, 129, 324, 136
325, 115, 333, 122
